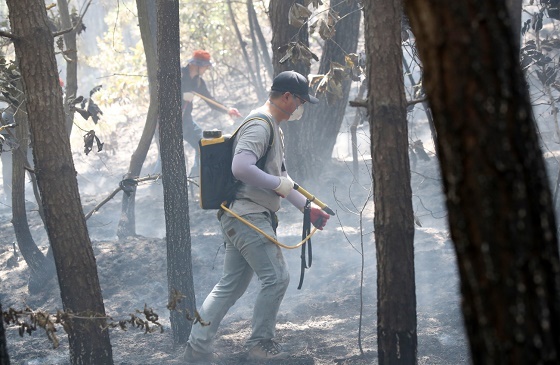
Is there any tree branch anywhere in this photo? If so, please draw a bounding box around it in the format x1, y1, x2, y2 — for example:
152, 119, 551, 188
407, 97, 427, 106
52, 0, 93, 37
350, 97, 428, 108
85, 174, 161, 220
0, 30, 17, 40
349, 99, 368, 108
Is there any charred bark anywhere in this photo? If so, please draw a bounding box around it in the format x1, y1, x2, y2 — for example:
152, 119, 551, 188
0, 303, 10, 365
365, 0, 417, 363
156, 0, 196, 344
6, 0, 113, 363
269, 0, 312, 182
117, 0, 159, 239
404, 0, 560, 363
295, 0, 361, 180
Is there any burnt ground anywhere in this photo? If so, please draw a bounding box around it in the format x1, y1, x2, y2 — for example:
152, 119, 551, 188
0, 101, 469, 364
0, 153, 470, 365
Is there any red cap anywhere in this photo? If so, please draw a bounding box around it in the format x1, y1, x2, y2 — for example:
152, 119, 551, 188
188, 50, 212, 67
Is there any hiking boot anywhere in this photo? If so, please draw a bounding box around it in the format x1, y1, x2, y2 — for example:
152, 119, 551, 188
247, 339, 289, 361
182, 343, 214, 364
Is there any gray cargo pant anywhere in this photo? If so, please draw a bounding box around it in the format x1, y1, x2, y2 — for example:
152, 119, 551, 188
188, 212, 290, 353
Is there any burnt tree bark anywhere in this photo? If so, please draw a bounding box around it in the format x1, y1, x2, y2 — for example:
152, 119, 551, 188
270, 0, 308, 75
299, 0, 361, 179
117, 0, 159, 239
6, 1, 113, 363
269, 0, 311, 182
0, 303, 9, 365
365, 0, 417, 363
404, 0, 560, 363
506, 0, 522, 50
156, 0, 196, 344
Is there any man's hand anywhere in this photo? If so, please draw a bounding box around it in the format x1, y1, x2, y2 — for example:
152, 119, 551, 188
273, 176, 294, 198
310, 208, 329, 230
183, 92, 194, 103
228, 108, 242, 118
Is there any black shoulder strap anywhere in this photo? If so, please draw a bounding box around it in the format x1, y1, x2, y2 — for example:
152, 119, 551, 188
254, 114, 274, 169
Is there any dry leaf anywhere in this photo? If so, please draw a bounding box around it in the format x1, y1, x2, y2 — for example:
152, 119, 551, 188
288, 3, 312, 28
318, 19, 336, 40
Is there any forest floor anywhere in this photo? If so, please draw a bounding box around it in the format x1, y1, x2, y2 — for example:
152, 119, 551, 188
0, 102, 470, 364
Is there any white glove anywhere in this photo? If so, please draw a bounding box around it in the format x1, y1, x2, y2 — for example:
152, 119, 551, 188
183, 92, 194, 103
273, 176, 294, 198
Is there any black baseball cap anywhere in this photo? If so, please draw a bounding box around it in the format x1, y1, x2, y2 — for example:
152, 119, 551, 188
271, 71, 319, 104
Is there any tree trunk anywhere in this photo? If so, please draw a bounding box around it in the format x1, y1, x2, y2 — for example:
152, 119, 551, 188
0, 303, 10, 365
248, 0, 274, 79
351, 79, 368, 180
156, 0, 196, 345
365, 0, 417, 363
246, 0, 267, 98
269, 0, 311, 182
6, 1, 113, 363
57, 0, 78, 135
270, 0, 307, 74
404, 0, 560, 363
10, 96, 55, 292
506, 0, 522, 50
402, 57, 438, 156
227, 0, 267, 100
117, 0, 159, 239
294, 0, 361, 180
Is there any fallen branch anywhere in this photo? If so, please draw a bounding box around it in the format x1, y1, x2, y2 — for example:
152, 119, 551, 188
85, 173, 199, 220
85, 174, 158, 220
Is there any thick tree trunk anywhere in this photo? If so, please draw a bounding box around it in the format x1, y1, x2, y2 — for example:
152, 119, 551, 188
269, 0, 311, 182
506, 0, 522, 50
297, 0, 361, 179
6, 1, 113, 363
270, 0, 307, 74
117, 0, 159, 239
404, 0, 560, 363
156, 0, 196, 345
365, 0, 417, 363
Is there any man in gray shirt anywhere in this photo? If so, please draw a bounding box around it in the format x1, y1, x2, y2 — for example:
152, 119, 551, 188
183, 71, 330, 362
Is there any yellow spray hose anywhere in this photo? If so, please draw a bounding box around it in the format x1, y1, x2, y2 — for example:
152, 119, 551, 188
293, 183, 335, 216
220, 202, 318, 249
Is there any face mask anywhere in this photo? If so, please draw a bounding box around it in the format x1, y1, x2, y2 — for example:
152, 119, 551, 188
289, 104, 305, 121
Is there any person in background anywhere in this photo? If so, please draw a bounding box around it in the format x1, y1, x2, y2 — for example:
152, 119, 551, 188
180, 50, 241, 176
182, 71, 330, 363
152, 50, 241, 176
